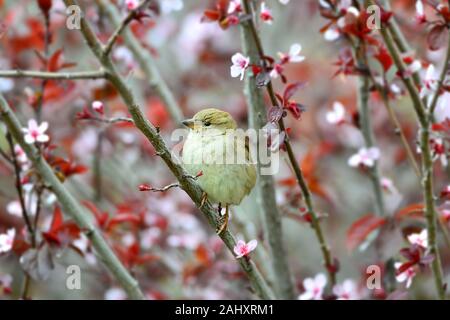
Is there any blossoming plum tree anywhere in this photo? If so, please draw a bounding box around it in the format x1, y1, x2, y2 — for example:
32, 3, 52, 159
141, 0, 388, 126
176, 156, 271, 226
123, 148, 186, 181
0, 0, 449, 301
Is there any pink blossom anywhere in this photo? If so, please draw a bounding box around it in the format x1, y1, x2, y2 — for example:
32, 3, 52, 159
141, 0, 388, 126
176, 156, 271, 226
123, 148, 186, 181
228, 0, 242, 14
430, 138, 447, 167
270, 64, 283, 79
230, 52, 250, 80
278, 43, 305, 64
434, 92, 450, 123
415, 0, 427, 24
333, 279, 359, 300
0, 228, 15, 254
420, 64, 438, 103
14, 145, 28, 164
402, 52, 422, 76
104, 287, 127, 300
22, 119, 49, 144
380, 177, 399, 194
92, 100, 104, 114
233, 239, 257, 258
407, 229, 428, 248
6, 201, 22, 217
337, 0, 352, 11
279, 0, 290, 4
0, 274, 12, 291
395, 263, 416, 288
299, 273, 327, 300
324, 27, 340, 42
125, 0, 139, 11
441, 208, 450, 222
326, 101, 346, 125
348, 147, 380, 168
260, 2, 273, 25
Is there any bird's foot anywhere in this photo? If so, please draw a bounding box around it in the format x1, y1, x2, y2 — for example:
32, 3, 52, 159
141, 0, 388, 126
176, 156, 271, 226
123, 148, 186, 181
216, 205, 229, 235
200, 192, 208, 208
216, 218, 228, 235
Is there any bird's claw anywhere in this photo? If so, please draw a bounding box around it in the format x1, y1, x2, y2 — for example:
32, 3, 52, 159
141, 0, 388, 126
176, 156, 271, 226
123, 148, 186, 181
200, 192, 208, 208
216, 205, 229, 235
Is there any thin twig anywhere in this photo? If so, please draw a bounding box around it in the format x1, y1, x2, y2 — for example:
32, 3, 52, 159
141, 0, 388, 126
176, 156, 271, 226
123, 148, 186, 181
238, 0, 295, 299
6, 132, 36, 299
35, 12, 52, 122
242, 0, 336, 288
103, 0, 151, 56
374, 82, 421, 178
5, 133, 35, 245
429, 36, 450, 116
368, 0, 446, 299
140, 182, 180, 192
0, 70, 107, 80
80, 116, 135, 124
353, 40, 385, 216
96, 0, 184, 125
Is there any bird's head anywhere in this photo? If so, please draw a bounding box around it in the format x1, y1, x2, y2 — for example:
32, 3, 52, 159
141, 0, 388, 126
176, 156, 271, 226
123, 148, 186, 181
182, 108, 237, 133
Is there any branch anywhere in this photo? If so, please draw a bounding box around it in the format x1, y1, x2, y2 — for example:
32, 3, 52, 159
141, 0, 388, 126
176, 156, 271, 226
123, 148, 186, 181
352, 42, 385, 216
368, 0, 446, 299
373, 81, 421, 178
241, 0, 337, 288
139, 182, 180, 192
379, 0, 422, 88
0, 70, 107, 80
80, 116, 134, 124
429, 36, 450, 116
238, 1, 295, 299
102, 0, 151, 56
63, 0, 275, 299
96, 0, 184, 125
0, 95, 145, 300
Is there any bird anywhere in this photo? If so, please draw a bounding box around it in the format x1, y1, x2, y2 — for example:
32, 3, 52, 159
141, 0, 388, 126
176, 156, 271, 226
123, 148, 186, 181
182, 108, 256, 234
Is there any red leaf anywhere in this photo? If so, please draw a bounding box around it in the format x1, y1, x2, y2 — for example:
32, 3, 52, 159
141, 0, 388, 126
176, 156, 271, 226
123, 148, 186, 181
37, 0, 52, 16
42, 206, 81, 246
283, 81, 306, 101
202, 9, 220, 22
49, 205, 63, 231
427, 23, 447, 51
195, 244, 212, 266
48, 49, 63, 72
394, 203, 425, 221
346, 214, 387, 251
82, 201, 109, 228
106, 214, 142, 231
374, 46, 393, 72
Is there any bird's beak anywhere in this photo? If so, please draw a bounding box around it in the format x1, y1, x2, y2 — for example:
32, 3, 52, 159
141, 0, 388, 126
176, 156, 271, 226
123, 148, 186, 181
182, 118, 195, 129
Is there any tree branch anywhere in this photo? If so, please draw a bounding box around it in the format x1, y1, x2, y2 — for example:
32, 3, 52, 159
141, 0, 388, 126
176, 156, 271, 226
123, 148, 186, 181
0, 95, 145, 300
368, 0, 446, 299
352, 42, 385, 216
0, 70, 107, 80
63, 0, 275, 299
241, 0, 337, 288
102, 0, 152, 56
429, 36, 450, 116
238, 0, 295, 299
96, 0, 184, 125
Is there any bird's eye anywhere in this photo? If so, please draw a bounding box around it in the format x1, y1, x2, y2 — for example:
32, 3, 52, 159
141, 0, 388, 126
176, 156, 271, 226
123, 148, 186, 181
204, 121, 211, 127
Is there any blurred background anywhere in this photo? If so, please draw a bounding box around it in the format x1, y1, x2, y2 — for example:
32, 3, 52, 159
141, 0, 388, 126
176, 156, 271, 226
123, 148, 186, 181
0, 0, 449, 299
